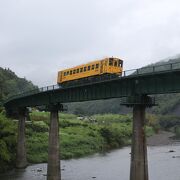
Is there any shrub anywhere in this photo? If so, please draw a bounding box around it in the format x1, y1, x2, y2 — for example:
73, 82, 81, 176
0, 114, 17, 172
99, 124, 131, 149
60, 119, 88, 128
26, 121, 49, 133
30, 111, 49, 123
159, 115, 180, 130
174, 126, 180, 139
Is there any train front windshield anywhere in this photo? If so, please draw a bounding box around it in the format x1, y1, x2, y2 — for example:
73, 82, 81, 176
109, 58, 123, 68
118, 60, 123, 67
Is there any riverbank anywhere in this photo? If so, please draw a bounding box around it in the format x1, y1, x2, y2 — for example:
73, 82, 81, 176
147, 130, 177, 146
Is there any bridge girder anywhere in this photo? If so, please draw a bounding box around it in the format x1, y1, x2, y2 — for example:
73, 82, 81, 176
4, 69, 180, 113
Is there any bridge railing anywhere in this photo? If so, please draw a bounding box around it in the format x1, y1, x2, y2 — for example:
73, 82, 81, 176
172, 62, 180, 70
4, 61, 180, 104
123, 69, 137, 76
4, 84, 61, 104
125, 62, 180, 77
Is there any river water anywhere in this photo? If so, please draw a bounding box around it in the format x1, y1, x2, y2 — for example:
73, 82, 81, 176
1, 144, 180, 180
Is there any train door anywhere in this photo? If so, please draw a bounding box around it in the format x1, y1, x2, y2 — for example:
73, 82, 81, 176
100, 59, 108, 74
100, 60, 104, 74
108, 58, 113, 74
57, 71, 62, 84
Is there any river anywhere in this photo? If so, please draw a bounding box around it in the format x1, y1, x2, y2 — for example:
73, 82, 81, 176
1, 144, 180, 180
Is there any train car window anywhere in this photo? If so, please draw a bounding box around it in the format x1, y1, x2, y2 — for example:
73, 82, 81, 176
109, 58, 113, 66
84, 67, 87, 71
114, 61, 117, 67
96, 64, 99, 69
67, 71, 69, 75
73, 70, 76, 74
77, 69, 79, 73
80, 68, 83, 72
88, 66, 91, 71
118, 61, 122, 67
70, 70, 72, 75
92, 64, 95, 70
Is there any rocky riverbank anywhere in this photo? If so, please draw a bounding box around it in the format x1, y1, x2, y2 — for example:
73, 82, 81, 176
147, 130, 179, 146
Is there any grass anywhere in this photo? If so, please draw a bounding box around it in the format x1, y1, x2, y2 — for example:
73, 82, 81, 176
93, 114, 132, 124
60, 125, 104, 159
26, 112, 135, 163
27, 132, 49, 163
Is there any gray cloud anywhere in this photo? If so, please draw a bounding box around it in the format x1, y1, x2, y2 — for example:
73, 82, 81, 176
1, 0, 180, 86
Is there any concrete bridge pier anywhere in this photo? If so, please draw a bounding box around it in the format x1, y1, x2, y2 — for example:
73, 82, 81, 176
130, 105, 148, 180
16, 107, 28, 168
47, 104, 64, 180
121, 95, 155, 180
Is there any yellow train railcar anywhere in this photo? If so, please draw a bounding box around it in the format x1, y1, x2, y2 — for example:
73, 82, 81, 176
57, 57, 123, 84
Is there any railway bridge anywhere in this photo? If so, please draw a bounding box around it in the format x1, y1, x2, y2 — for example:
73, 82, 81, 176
4, 62, 180, 180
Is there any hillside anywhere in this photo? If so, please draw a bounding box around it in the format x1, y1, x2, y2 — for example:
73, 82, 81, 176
0, 67, 38, 172
0, 67, 37, 104
67, 56, 180, 115
146, 56, 180, 115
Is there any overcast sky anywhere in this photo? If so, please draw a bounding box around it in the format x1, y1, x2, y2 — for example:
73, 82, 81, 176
1, 0, 180, 86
